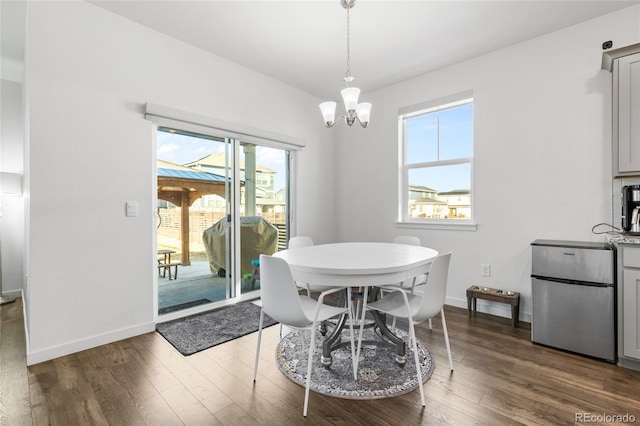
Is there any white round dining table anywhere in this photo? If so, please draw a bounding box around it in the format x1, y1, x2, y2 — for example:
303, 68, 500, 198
273, 242, 438, 366
273, 242, 438, 286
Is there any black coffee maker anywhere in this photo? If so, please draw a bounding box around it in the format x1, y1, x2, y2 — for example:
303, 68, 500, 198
622, 185, 640, 235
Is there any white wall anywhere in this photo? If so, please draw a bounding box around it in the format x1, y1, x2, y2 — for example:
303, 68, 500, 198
1, 79, 25, 298
25, 1, 335, 364
334, 6, 640, 321
23, 1, 640, 363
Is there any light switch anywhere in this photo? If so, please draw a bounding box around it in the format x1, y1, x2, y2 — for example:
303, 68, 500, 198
126, 201, 138, 217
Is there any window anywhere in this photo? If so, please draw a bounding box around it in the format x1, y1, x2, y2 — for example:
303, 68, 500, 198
256, 172, 271, 186
399, 93, 474, 227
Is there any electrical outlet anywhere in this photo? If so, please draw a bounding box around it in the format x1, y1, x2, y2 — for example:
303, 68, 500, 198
481, 264, 491, 277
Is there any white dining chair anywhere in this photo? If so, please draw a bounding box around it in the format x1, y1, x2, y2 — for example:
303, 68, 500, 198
253, 254, 357, 417
388, 235, 429, 329
392, 235, 421, 246
288, 235, 314, 249
392, 235, 428, 289
355, 236, 426, 320
288, 236, 335, 296
393, 235, 427, 287
356, 252, 454, 407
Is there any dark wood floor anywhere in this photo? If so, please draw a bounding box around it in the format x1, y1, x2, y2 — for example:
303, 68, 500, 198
2, 297, 640, 425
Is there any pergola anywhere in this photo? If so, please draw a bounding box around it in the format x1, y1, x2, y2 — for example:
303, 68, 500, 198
157, 165, 237, 265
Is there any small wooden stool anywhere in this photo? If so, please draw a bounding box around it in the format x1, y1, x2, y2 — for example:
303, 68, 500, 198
158, 262, 182, 280
466, 285, 520, 327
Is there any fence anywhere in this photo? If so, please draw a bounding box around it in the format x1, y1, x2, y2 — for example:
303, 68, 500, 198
157, 208, 287, 252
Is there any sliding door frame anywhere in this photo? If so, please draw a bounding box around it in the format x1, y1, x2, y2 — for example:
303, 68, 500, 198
146, 104, 303, 322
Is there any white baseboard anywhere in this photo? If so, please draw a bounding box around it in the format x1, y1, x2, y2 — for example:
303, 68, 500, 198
26, 321, 155, 366
1, 288, 23, 299
20, 290, 30, 355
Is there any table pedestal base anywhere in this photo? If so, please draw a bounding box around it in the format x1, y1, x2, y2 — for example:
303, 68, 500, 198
321, 288, 407, 367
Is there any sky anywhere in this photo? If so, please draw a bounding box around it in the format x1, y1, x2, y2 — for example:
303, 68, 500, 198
156, 101, 472, 195
405, 103, 473, 192
156, 130, 287, 191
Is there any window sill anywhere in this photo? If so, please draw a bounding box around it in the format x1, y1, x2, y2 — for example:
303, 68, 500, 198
396, 221, 477, 231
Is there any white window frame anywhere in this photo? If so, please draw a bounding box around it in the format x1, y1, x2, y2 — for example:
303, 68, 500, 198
397, 91, 476, 231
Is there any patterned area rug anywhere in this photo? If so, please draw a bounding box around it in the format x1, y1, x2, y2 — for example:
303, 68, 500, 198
157, 301, 277, 356
276, 326, 434, 400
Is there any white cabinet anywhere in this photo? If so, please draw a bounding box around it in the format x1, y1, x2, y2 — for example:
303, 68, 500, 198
617, 244, 640, 369
622, 269, 640, 359
616, 53, 640, 174
603, 44, 640, 177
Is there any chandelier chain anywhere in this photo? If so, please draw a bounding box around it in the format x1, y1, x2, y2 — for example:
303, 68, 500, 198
345, 2, 352, 84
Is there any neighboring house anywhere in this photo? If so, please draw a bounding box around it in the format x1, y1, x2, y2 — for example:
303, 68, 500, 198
411, 196, 448, 219
185, 152, 277, 200
183, 152, 284, 216
438, 189, 472, 219
408, 185, 471, 219
408, 185, 439, 201
275, 187, 286, 207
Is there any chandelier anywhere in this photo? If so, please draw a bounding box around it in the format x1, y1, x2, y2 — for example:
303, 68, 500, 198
319, 0, 371, 128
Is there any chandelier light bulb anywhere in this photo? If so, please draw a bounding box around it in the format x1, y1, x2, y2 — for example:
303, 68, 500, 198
356, 102, 371, 127
341, 87, 360, 112
319, 102, 337, 126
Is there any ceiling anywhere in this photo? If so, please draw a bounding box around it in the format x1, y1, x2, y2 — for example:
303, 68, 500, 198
3, 1, 640, 99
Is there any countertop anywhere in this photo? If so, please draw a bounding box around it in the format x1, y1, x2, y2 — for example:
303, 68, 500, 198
607, 234, 640, 245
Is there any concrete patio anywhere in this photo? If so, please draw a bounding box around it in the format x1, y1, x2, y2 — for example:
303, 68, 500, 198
157, 261, 260, 314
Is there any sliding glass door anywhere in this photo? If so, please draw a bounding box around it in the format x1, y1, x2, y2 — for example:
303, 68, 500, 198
156, 128, 289, 317
237, 143, 289, 295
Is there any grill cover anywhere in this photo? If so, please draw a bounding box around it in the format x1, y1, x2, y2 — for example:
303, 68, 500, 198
202, 216, 278, 276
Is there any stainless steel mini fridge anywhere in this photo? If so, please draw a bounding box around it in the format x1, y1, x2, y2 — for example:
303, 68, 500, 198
531, 239, 616, 363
